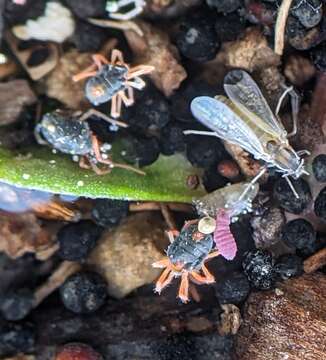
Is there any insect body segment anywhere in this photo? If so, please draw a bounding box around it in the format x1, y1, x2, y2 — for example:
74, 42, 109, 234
35, 109, 145, 176
189, 70, 308, 197
153, 222, 219, 303
73, 50, 154, 118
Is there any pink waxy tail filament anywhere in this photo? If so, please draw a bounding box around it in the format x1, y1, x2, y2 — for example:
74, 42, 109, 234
214, 209, 237, 260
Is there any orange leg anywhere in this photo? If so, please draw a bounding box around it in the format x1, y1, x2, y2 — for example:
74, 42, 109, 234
201, 263, 215, 283
178, 272, 190, 303
206, 250, 220, 260
110, 94, 120, 118
152, 258, 170, 268
154, 266, 174, 294
111, 49, 125, 65
89, 161, 112, 175
127, 65, 155, 79
79, 156, 91, 169
72, 68, 97, 82
118, 89, 134, 106
92, 53, 109, 67
127, 78, 146, 90
78, 109, 127, 128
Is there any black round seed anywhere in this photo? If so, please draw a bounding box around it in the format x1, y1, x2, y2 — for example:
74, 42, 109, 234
312, 154, 326, 182
243, 249, 275, 290
175, 14, 220, 62
72, 20, 108, 52
274, 254, 303, 280
0, 322, 35, 358
120, 135, 160, 167
91, 199, 129, 227
203, 166, 228, 192
160, 122, 186, 156
60, 272, 107, 314
311, 42, 326, 72
0, 289, 34, 321
124, 86, 170, 132
170, 80, 218, 123
273, 177, 311, 214
57, 220, 103, 261
215, 13, 246, 42
215, 272, 250, 304
282, 219, 317, 257
64, 0, 106, 18
314, 186, 326, 220
186, 135, 229, 169
291, 0, 322, 29
206, 0, 242, 14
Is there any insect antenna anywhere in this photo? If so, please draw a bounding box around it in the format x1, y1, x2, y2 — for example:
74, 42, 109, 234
284, 176, 299, 199
238, 167, 267, 203
183, 130, 219, 137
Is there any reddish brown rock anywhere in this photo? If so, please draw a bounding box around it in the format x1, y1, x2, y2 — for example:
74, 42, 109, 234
236, 273, 326, 360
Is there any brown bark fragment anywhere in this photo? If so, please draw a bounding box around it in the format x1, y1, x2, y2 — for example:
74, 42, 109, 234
236, 274, 326, 360
304, 247, 326, 274
124, 21, 187, 96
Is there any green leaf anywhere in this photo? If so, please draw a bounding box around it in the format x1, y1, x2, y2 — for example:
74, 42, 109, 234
0, 146, 206, 202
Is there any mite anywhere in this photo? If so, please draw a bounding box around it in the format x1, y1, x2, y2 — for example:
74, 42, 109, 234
106, 0, 146, 20
187, 69, 309, 198
153, 221, 220, 303
35, 109, 145, 175
73, 49, 154, 118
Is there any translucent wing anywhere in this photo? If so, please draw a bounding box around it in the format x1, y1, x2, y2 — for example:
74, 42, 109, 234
191, 96, 266, 159
224, 70, 287, 138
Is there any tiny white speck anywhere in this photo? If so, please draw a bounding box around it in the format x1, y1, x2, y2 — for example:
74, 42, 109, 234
102, 153, 108, 160
72, 155, 79, 162
109, 124, 119, 132
121, 150, 127, 156
101, 143, 112, 152
77, 180, 84, 187
52, 149, 57, 154
22, 173, 30, 180
49, 160, 56, 164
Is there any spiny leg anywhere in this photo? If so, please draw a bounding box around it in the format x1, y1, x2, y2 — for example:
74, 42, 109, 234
110, 94, 119, 118
201, 263, 215, 283
89, 161, 112, 175
72, 67, 97, 82
154, 266, 174, 294
127, 77, 146, 90
79, 156, 91, 170
190, 268, 215, 285
79, 108, 127, 128
152, 258, 170, 268
178, 272, 190, 303
127, 65, 154, 78
119, 89, 134, 106
111, 49, 125, 65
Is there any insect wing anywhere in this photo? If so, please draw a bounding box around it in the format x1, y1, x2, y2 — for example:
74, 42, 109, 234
224, 70, 287, 138
191, 96, 265, 158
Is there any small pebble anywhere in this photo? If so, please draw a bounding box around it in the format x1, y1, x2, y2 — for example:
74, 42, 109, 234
175, 13, 220, 62
312, 154, 326, 182
160, 122, 186, 156
56, 342, 103, 360
282, 219, 317, 257
215, 272, 250, 304
0, 289, 34, 321
314, 186, 326, 220
273, 177, 311, 214
217, 160, 240, 180
60, 272, 107, 314
242, 249, 276, 290
311, 42, 326, 72
291, 0, 323, 29
57, 220, 103, 261
274, 254, 303, 280
91, 199, 129, 227
0, 322, 35, 357
206, 0, 242, 13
